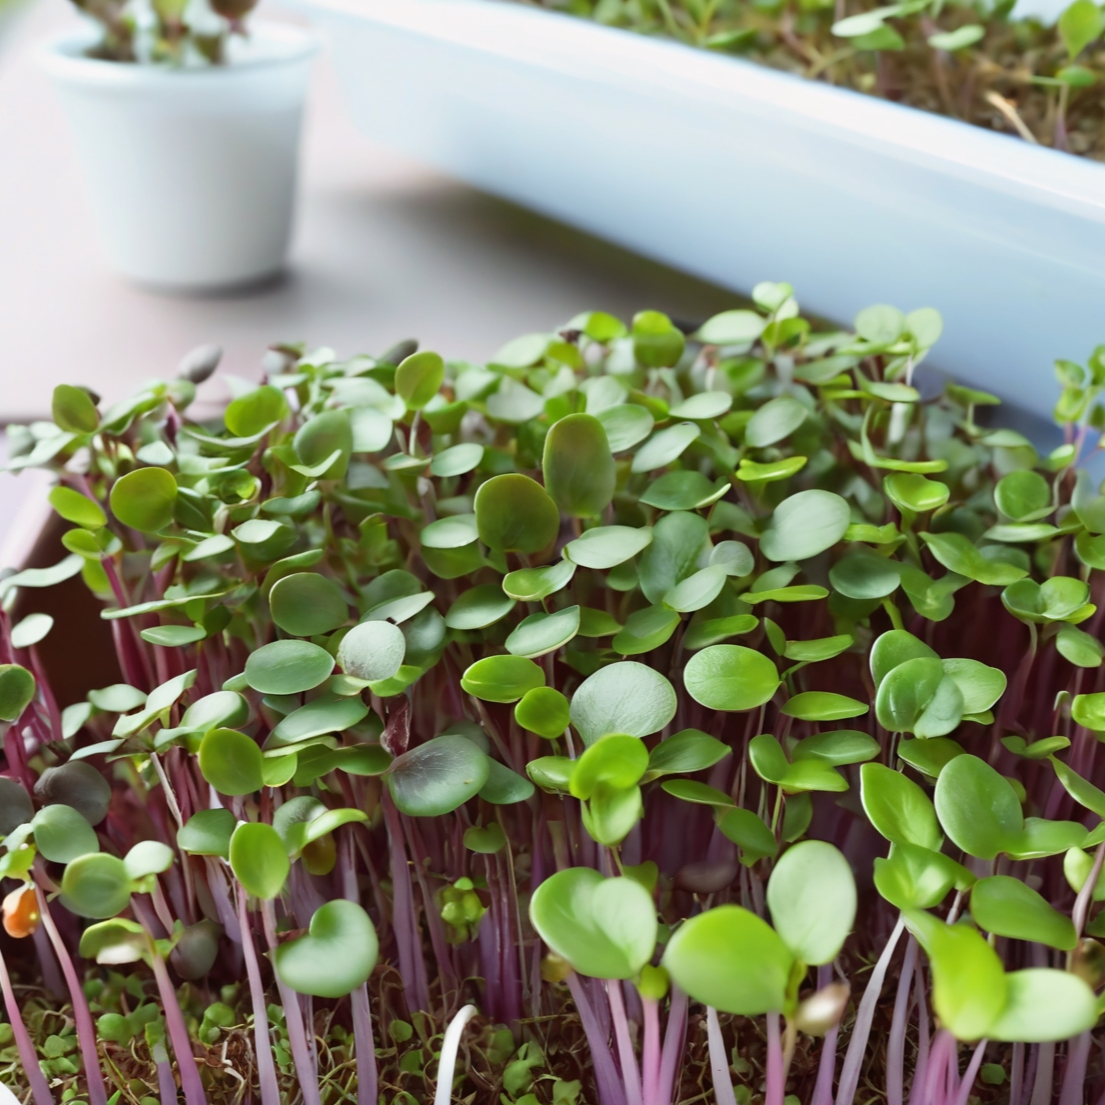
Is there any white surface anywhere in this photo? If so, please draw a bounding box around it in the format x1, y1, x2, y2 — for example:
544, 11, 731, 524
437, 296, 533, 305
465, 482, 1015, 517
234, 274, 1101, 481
40, 22, 318, 288
308, 0, 1105, 418
1010, 0, 1066, 22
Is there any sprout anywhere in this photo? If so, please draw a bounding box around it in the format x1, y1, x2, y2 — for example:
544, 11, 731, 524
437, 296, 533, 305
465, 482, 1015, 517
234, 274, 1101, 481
3, 291, 1105, 1105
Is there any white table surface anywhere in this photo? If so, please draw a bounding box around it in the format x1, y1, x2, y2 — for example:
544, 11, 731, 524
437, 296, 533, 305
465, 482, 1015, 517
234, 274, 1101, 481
0, 0, 737, 559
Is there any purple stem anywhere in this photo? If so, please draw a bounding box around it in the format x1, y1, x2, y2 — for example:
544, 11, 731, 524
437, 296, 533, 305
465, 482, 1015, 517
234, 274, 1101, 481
156, 1056, 178, 1105
951, 1040, 988, 1105
261, 900, 322, 1105
836, 917, 905, 1105
1060, 1032, 1093, 1105
31, 923, 65, 999
382, 792, 430, 1012
351, 986, 378, 1105
908, 956, 931, 1105
1073, 842, 1105, 939
921, 1030, 957, 1105
641, 997, 661, 1105
1029, 1043, 1056, 1105
765, 1012, 784, 1105
27, 646, 62, 743
4, 720, 35, 790
706, 1006, 738, 1105
1010, 1043, 1025, 1105
656, 984, 688, 1105
811, 1026, 841, 1105
149, 943, 209, 1105
887, 936, 918, 1105
236, 886, 280, 1105
567, 972, 627, 1105
0, 945, 53, 1105
33, 885, 108, 1105
340, 832, 378, 1105
607, 981, 643, 1105
1023, 1046, 1040, 1105
203, 857, 241, 944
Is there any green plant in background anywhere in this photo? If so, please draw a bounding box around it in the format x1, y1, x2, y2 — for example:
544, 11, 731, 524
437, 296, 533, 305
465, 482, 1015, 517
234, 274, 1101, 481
69, 0, 259, 64
2, 283, 1105, 1104
527, 0, 1105, 158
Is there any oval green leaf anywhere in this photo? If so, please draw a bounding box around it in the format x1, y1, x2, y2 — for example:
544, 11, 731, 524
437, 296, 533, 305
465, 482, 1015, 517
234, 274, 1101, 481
474, 474, 560, 553
543, 414, 615, 517
684, 645, 780, 712
230, 822, 290, 901
269, 573, 348, 637
244, 640, 335, 695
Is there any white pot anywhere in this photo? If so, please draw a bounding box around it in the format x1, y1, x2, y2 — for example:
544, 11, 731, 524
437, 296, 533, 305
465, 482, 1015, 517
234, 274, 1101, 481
301, 0, 1105, 415
39, 22, 319, 291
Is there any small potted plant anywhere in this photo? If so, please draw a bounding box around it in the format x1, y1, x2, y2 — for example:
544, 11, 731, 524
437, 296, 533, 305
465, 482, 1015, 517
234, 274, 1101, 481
38, 0, 318, 290
3, 293, 1105, 1103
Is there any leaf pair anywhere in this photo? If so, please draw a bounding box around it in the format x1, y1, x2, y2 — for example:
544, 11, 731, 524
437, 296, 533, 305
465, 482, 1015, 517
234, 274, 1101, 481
904, 910, 1096, 1042
872, 630, 1005, 736
662, 842, 856, 1016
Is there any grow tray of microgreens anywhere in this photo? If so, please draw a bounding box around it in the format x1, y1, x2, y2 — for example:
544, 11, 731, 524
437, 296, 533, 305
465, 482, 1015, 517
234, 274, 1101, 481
4, 287, 1105, 1105
300, 0, 1105, 415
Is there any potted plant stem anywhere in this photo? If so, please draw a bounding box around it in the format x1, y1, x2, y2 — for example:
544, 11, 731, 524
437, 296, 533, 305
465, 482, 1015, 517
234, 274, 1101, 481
296, 0, 1105, 413
3, 290, 1105, 1103
38, 0, 317, 290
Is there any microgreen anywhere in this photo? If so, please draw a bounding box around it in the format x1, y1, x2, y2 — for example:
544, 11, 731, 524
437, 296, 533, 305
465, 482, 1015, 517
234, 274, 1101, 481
3, 290, 1105, 1105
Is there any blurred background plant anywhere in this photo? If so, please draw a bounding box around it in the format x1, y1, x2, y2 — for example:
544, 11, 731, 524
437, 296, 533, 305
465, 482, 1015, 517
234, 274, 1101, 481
69, 0, 259, 65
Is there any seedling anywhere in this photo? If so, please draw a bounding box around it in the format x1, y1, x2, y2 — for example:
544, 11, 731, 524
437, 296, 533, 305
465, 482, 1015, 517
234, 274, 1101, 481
2, 290, 1105, 1105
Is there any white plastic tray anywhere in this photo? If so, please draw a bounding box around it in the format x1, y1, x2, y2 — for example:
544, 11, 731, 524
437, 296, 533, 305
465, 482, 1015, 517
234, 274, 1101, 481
304, 0, 1105, 414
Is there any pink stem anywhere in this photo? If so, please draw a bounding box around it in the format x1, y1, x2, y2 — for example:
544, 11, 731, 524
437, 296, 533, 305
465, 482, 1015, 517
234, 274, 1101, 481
237, 886, 280, 1105
951, 1040, 988, 1105
382, 792, 430, 1012
0, 945, 53, 1105
351, 986, 378, 1105
836, 917, 905, 1105
656, 984, 688, 1105
1010, 1043, 1025, 1105
608, 980, 644, 1105
341, 832, 378, 1105
811, 1026, 841, 1105
1029, 1043, 1055, 1105
765, 1012, 784, 1105
33, 885, 108, 1105
262, 899, 322, 1105
908, 956, 931, 1105
150, 945, 209, 1105
922, 1031, 957, 1105
566, 973, 627, 1105
887, 936, 918, 1105
156, 1057, 177, 1105
1060, 1032, 1092, 1105
641, 997, 661, 1105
